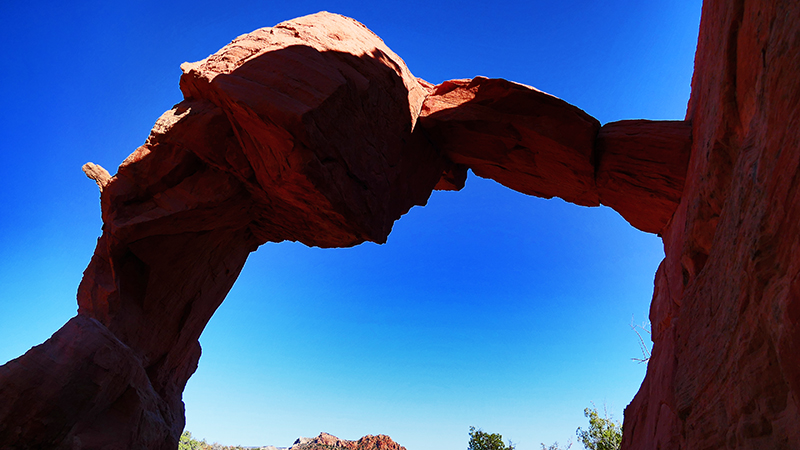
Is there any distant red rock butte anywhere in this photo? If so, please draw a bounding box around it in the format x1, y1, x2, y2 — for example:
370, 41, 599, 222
291, 432, 406, 450
1, 2, 799, 449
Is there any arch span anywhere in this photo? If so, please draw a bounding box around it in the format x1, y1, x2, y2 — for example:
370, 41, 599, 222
2, 3, 800, 449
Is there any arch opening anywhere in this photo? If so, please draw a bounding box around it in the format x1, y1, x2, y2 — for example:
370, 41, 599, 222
184, 174, 664, 448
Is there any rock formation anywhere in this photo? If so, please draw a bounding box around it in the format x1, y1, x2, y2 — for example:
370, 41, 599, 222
0, 1, 798, 449
417, 77, 692, 235
0, 13, 443, 449
419, 76, 602, 207
289, 432, 405, 450
621, 0, 800, 448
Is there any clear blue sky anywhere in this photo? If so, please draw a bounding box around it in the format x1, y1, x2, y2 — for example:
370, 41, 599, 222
0, 1, 701, 449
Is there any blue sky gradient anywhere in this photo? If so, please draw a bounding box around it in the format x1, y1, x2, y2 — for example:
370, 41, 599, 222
0, 1, 701, 448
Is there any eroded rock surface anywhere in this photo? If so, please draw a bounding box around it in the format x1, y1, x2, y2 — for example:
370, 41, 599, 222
1, 2, 798, 449
621, 0, 800, 448
0, 12, 444, 449
417, 77, 691, 235
419, 76, 601, 207
595, 120, 692, 234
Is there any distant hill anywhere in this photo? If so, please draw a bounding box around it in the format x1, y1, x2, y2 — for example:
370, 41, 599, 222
286, 432, 406, 450
181, 431, 406, 450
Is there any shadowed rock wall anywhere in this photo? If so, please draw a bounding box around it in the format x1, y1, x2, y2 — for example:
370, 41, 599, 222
0, 2, 798, 449
622, 0, 800, 448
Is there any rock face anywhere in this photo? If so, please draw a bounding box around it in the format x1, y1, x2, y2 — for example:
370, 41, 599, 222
290, 432, 406, 450
622, 0, 800, 448
418, 76, 601, 207
417, 79, 692, 234
0, 315, 173, 449
1, 12, 445, 449
595, 120, 692, 234
0, 2, 798, 449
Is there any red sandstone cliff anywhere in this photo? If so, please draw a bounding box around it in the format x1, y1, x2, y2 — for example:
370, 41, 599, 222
0, 2, 798, 449
622, 0, 800, 448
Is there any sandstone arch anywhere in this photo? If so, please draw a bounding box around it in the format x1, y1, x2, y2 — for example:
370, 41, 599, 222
2, 2, 800, 449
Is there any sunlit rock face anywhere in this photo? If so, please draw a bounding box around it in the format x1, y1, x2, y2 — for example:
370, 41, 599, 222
418, 76, 602, 207
289, 432, 406, 450
417, 77, 692, 235
1, 2, 798, 449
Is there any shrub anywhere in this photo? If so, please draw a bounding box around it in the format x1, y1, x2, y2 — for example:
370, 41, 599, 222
575, 406, 622, 450
468, 426, 515, 450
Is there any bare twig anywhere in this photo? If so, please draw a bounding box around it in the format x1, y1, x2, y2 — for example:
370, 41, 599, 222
630, 316, 651, 364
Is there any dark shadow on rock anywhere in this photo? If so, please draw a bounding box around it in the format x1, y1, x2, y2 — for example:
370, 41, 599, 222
0, 35, 445, 449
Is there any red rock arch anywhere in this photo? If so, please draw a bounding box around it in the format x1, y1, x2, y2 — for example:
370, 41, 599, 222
2, 2, 800, 449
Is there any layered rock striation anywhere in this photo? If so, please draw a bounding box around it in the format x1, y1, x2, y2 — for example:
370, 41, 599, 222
1, 2, 798, 449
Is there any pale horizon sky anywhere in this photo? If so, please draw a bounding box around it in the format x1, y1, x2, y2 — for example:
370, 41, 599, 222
0, 1, 702, 449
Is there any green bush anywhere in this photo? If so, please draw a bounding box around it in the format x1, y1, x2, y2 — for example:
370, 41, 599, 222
179, 431, 202, 450
178, 431, 251, 450
468, 426, 515, 450
575, 407, 622, 450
